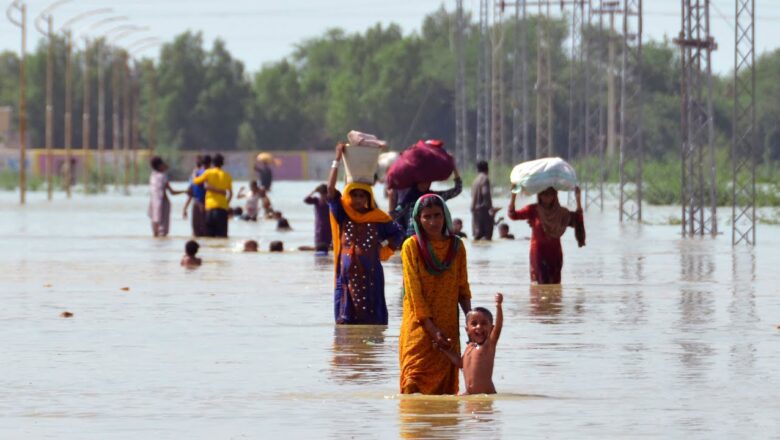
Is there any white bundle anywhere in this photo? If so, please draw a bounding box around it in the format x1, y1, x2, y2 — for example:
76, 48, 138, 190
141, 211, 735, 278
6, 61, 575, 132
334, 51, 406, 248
510, 157, 578, 195
347, 130, 386, 149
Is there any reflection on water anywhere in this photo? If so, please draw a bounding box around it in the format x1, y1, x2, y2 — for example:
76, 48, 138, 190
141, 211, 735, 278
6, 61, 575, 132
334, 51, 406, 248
398, 396, 500, 439
529, 285, 563, 321
728, 250, 758, 379
399, 398, 461, 439
676, 243, 716, 382
330, 325, 389, 384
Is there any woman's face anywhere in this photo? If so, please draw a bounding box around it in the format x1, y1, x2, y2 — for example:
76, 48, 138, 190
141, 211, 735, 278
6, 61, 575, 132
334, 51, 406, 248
349, 189, 370, 211
539, 188, 556, 206
419, 205, 445, 238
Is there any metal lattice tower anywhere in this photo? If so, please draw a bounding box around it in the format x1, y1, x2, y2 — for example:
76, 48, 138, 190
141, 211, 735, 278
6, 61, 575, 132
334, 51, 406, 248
476, 0, 492, 162
454, 0, 469, 166
619, 0, 644, 222
490, 3, 507, 166
732, 0, 756, 245
584, 1, 609, 211
567, 1, 586, 162
677, 0, 717, 236
510, 0, 531, 164
535, 1, 554, 158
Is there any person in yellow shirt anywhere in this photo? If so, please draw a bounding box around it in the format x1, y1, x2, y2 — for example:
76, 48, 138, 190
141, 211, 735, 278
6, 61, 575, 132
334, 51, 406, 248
192, 153, 233, 237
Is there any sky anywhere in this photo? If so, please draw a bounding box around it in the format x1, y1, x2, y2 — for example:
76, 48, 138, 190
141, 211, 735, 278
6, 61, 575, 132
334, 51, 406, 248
1, 0, 779, 75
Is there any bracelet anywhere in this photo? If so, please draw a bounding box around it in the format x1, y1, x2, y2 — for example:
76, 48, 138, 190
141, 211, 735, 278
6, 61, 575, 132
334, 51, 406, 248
331, 160, 340, 169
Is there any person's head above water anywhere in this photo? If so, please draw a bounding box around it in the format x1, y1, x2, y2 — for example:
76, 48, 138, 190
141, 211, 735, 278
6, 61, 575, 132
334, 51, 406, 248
452, 218, 464, 233
150, 156, 167, 172
465, 307, 494, 344
243, 240, 258, 252
477, 160, 489, 174
269, 241, 284, 252
498, 223, 510, 235
185, 240, 199, 257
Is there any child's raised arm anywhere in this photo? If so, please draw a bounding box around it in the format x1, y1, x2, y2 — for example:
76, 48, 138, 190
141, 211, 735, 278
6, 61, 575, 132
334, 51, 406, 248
490, 293, 503, 346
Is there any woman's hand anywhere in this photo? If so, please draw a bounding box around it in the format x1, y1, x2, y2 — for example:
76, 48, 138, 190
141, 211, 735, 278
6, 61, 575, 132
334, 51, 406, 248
335, 142, 346, 160
433, 332, 452, 351
574, 186, 582, 211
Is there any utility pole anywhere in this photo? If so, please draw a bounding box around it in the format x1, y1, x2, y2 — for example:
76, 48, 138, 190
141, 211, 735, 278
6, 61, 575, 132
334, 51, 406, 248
535, 1, 553, 158
6, 1, 27, 205
112, 50, 121, 190
606, 5, 618, 160
82, 37, 92, 191
490, 2, 506, 169
676, 0, 717, 237
510, 0, 530, 164
97, 41, 106, 190
64, 29, 73, 198
35, 9, 58, 200
584, 1, 616, 211
476, 0, 491, 162
567, 0, 585, 162
619, 0, 644, 223
454, 0, 468, 166
732, 0, 756, 245
123, 52, 131, 194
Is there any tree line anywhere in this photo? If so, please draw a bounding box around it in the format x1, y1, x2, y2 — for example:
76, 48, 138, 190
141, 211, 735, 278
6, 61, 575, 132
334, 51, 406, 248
1, 6, 778, 163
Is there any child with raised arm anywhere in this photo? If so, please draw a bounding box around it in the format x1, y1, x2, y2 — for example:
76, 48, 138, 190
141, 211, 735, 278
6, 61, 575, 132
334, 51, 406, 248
439, 293, 503, 395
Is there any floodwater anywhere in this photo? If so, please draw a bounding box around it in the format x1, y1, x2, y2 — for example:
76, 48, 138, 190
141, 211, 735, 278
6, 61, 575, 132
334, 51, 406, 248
1, 182, 778, 439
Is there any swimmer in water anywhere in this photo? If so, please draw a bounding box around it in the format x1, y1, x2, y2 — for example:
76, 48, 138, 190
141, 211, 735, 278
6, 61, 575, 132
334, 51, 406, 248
438, 293, 503, 394
243, 240, 259, 252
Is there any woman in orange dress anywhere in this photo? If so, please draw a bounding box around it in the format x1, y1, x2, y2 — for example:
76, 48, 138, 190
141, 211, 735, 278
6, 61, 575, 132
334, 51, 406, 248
399, 194, 471, 394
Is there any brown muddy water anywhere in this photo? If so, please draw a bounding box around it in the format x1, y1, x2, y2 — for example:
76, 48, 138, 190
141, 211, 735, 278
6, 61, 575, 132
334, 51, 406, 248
1, 182, 778, 439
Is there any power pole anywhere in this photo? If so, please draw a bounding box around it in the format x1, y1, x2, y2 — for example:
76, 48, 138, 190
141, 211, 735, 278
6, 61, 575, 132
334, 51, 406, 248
112, 51, 121, 190
584, 1, 608, 211
677, 0, 717, 237
97, 41, 106, 190
82, 37, 92, 191
123, 52, 131, 194
64, 29, 73, 198
732, 0, 756, 245
35, 12, 55, 200
567, 0, 585, 162
454, 0, 468, 166
535, 1, 553, 158
619, 0, 644, 222
6, 1, 27, 205
510, 0, 530, 164
476, 0, 492, 162
606, 9, 617, 161
490, 2, 506, 168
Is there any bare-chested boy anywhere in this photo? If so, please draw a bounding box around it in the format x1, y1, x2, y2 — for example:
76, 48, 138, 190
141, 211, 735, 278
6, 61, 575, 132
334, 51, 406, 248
439, 293, 503, 394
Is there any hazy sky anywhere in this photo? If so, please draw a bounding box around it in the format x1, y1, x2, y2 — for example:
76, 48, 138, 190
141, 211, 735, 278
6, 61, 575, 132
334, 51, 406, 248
1, 0, 778, 74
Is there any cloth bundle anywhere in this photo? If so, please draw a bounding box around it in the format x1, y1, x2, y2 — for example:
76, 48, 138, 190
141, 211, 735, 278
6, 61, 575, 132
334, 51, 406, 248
510, 157, 578, 195
385, 140, 455, 190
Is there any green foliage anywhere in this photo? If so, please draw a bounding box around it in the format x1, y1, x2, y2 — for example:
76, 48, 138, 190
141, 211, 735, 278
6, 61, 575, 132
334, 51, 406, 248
2, 6, 780, 180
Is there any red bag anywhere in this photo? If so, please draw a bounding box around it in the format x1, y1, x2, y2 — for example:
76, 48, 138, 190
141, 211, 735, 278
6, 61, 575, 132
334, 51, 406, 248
385, 140, 456, 190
